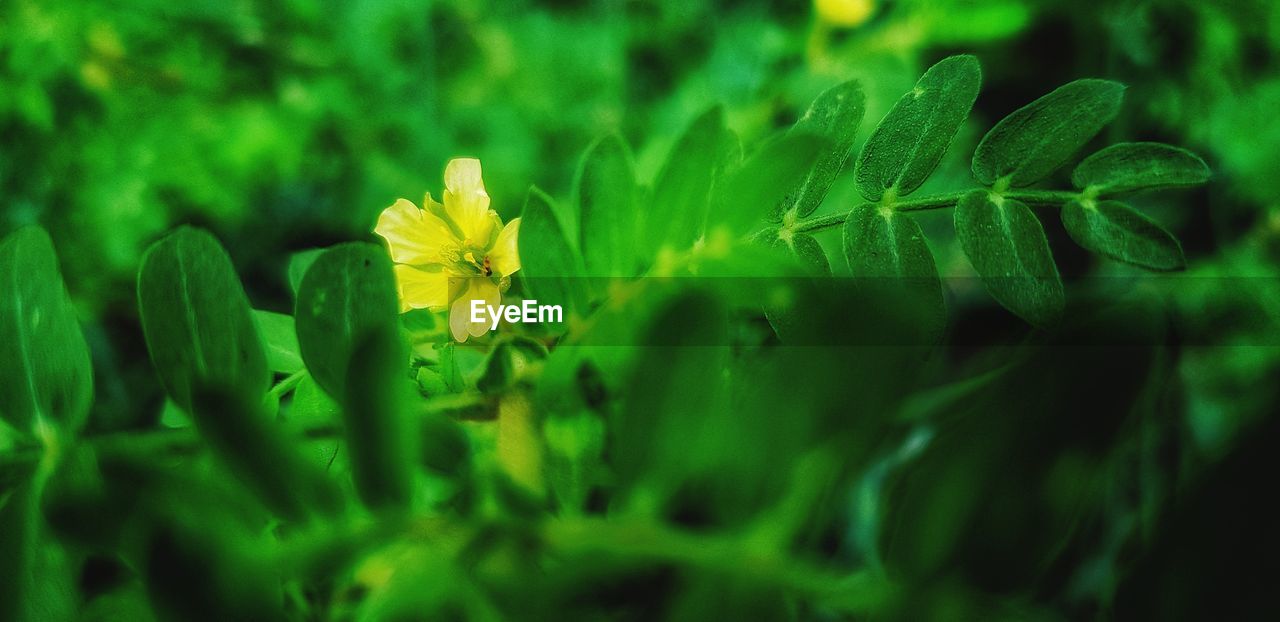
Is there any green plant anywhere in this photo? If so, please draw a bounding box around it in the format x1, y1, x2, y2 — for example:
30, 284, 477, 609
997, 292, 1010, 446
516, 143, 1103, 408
0, 54, 1211, 620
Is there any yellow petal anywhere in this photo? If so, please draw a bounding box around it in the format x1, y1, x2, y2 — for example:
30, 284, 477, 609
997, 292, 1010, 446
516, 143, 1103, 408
443, 158, 496, 244
374, 198, 457, 266
393, 264, 448, 312
489, 217, 521, 277
423, 192, 450, 224
448, 277, 501, 342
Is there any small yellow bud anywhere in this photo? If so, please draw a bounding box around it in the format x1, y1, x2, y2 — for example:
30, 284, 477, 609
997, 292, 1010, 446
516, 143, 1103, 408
815, 0, 875, 28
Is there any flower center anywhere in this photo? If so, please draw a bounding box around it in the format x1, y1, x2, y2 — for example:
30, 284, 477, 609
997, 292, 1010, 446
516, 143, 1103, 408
452, 247, 493, 276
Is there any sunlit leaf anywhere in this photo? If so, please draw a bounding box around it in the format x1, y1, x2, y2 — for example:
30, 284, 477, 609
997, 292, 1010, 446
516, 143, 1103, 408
576, 134, 639, 278
774, 79, 866, 219
520, 186, 586, 319
972, 79, 1125, 186
643, 106, 732, 254
713, 133, 829, 236
955, 190, 1063, 326
252, 310, 303, 374
856, 55, 981, 201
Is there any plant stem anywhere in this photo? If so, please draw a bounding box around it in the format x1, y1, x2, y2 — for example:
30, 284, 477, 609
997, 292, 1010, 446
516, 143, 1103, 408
267, 369, 308, 402
790, 188, 1082, 235
541, 515, 895, 613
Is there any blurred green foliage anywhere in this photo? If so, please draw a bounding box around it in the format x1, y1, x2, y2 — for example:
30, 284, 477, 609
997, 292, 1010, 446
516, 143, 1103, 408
4, 0, 1280, 620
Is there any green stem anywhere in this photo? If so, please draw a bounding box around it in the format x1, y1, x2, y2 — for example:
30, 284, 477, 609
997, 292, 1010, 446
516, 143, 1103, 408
267, 369, 308, 402
541, 516, 895, 613
790, 188, 1082, 235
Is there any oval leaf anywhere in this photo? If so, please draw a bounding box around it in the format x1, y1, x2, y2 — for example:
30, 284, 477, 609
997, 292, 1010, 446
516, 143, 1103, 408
0, 227, 93, 435
1062, 199, 1185, 271
190, 386, 343, 520
855, 55, 982, 201
713, 133, 829, 236
294, 242, 400, 400
576, 134, 639, 278
643, 106, 732, 255
788, 232, 831, 276
252, 310, 303, 374
843, 203, 946, 340
955, 190, 1064, 326
972, 79, 1125, 187
341, 327, 413, 510
1072, 142, 1210, 194
521, 186, 586, 320
774, 79, 866, 219
137, 227, 268, 411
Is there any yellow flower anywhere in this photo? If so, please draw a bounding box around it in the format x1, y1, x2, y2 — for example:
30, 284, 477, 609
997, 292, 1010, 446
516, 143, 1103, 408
374, 158, 521, 342
815, 0, 875, 28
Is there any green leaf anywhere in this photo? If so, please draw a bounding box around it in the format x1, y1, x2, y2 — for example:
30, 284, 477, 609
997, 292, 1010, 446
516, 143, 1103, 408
289, 373, 340, 423
712, 133, 829, 236
137, 227, 268, 412
294, 242, 400, 401
774, 79, 866, 219
1061, 199, 1185, 271
288, 248, 325, 297
341, 327, 413, 510
972, 79, 1125, 187
252, 310, 303, 374
1, 482, 77, 622
141, 510, 288, 621
843, 203, 946, 339
787, 233, 831, 276
576, 134, 639, 277
0, 227, 93, 435
1072, 142, 1210, 194
955, 190, 1064, 326
189, 385, 342, 520
520, 186, 586, 318
613, 291, 729, 494
855, 55, 982, 201
644, 106, 732, 254
476, 336, 548, 394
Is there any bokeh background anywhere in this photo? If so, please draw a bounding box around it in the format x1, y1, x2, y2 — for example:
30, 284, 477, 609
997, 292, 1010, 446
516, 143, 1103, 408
4, 0, 1280, 619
